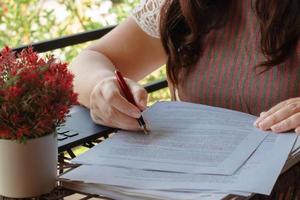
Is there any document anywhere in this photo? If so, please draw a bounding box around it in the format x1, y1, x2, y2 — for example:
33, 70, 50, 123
62, 181, 230, 200
282, 136, 300, 172
72, 101, 267, 175
62, 132, 296, 195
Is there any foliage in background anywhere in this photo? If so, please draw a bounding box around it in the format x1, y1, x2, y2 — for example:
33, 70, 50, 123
0, 0, 170, 103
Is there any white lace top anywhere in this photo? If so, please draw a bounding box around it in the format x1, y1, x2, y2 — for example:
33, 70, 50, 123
131, 0, 165, 38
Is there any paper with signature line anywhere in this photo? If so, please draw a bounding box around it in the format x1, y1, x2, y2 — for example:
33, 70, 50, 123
62, 132, 296, 195
72, 101, 267, 175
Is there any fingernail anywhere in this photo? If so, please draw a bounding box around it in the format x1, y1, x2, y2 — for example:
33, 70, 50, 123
253, 118, 261, 127
254, 112, 266, 126
271, 125, 280, 132
137, 101, 146, 111
258, 122, 268, 130
260, 112, 266, 117
141, 105, 147, 110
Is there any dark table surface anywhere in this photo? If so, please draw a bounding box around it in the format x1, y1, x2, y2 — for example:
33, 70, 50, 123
57, 105, 115, 153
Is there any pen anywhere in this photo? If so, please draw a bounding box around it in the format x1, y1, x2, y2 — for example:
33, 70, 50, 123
114, 70, 149, 134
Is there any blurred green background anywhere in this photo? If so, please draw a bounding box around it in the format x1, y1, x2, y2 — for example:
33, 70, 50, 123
0, 0, 170, 104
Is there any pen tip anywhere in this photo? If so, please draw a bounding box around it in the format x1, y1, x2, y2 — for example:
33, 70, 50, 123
142, 125, 150, 135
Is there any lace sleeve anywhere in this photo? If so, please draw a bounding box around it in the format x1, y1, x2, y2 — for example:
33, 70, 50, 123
131, 0, 165, 38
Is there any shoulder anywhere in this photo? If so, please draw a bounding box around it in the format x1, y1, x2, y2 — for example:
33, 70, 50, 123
131, 0, 166, 38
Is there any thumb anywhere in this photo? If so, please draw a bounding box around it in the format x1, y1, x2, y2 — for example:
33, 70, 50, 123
133, 87, 148, 111
127, 80, 148, 111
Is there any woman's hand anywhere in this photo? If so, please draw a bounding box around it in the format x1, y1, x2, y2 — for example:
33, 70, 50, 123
89, 76, 148, 131
254, 97, 300, 134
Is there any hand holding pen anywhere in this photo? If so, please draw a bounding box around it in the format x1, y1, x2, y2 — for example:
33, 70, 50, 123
115, 70, 149, 134
89, 71, 148, 132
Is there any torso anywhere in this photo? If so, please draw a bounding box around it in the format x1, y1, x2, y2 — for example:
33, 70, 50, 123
176, 0, 300, 116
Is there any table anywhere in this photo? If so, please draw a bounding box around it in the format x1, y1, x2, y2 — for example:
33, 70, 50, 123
1, 106, 300, 200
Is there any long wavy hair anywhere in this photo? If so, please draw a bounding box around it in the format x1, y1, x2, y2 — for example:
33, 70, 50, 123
159, 0, 300, 85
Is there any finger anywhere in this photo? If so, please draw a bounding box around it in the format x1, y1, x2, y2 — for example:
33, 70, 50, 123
90, 106, 140, 131
90, 109, 109, 125
254, 102, 288, 125
125, 79, 148, 110
111, 109, 142, 131
295, 127, 300, 134
270, 112, 300, 133
253, 111, 266, 127
260, 112, 266, 117
103, 87, 141, 118
254, 99, 297, 126
131, 85, 148, 110
258, 103, 300, 131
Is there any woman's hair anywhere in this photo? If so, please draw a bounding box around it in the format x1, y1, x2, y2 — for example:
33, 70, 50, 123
159, 0, 300, 85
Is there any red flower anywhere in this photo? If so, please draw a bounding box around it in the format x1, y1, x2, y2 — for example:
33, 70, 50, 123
7, 86, 22, 98
16, 127, 31, 139
0, 46, 78, 142
10, 114, 21, 123
19, 70, 38, 81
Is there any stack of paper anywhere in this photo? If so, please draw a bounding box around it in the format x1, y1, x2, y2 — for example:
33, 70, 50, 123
60, 102, 297, 200
282, 137, 300, 173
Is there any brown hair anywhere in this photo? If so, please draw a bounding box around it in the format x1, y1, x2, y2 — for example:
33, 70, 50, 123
159, 0, 300, 84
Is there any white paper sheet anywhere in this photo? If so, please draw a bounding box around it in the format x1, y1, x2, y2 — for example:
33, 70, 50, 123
62, 133, 296, 195
72, 101, 267, 175
62, 181, 229, 200
279, 135, 300, 173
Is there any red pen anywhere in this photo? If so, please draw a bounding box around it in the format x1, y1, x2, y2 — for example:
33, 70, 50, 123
114, 70, 149, 134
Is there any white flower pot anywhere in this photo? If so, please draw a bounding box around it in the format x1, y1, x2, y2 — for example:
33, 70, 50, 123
0, 133, 57, 198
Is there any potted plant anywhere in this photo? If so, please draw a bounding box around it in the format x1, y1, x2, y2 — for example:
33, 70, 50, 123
0, 46, 77, 198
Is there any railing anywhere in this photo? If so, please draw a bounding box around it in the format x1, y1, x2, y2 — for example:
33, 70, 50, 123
13, 26, 115, 53
12, 26, 168, 93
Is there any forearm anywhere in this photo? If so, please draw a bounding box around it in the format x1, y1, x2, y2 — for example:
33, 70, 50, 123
69, 49, 115, 108
69, 18, 166, 108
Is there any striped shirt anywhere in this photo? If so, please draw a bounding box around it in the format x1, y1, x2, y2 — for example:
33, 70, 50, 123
132, 0, 300, 116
